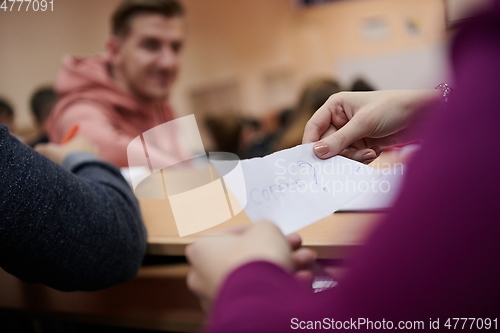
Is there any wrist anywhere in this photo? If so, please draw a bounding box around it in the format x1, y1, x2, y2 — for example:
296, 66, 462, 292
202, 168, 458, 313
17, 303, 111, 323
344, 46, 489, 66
402, 89, 441, 115
435, 83, 452, 103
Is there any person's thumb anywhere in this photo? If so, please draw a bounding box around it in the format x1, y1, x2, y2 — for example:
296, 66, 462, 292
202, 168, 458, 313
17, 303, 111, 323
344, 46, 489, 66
312, 119, 366, 159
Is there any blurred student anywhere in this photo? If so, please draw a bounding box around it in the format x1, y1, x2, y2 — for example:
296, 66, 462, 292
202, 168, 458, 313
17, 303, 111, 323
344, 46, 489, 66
46, 0, 187, 167
238, 116, 277, 159
28, 86, 57, 147
0, 98, 15, 133
1, 125, 146, 291
273, 78, 341, 151
205, 115, 242, 155
186, 3, 500, 332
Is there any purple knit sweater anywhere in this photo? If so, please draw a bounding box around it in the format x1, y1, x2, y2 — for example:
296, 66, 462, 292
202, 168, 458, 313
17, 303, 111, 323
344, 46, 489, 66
205, 4, 500, 332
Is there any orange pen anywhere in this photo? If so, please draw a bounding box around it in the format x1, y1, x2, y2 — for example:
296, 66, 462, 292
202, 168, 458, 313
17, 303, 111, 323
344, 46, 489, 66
60, 124, 80, 144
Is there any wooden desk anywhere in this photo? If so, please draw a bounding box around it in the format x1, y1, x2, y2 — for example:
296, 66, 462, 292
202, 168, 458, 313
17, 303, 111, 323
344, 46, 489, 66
0, 265, 204, 332
142, 193, 386, 259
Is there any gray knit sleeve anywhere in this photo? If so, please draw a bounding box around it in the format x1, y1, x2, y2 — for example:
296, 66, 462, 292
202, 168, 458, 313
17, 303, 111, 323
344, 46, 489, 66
0, 126, 147, 291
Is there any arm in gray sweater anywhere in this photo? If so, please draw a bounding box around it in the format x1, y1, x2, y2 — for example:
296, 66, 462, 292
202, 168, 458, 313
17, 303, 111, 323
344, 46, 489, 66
0, 125, 147, 291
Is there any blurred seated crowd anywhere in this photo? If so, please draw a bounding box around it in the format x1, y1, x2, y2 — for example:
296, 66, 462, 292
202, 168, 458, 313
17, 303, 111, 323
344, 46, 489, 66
1, 77, 375, 161
204, 77, 375, 159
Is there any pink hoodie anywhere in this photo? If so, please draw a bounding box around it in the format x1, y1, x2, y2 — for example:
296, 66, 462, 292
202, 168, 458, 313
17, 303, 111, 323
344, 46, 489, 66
47, 54, 186, 167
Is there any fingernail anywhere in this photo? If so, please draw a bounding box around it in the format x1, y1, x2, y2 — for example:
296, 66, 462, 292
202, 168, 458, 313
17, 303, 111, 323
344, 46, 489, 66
362, 151, 376, 160
313, 142, 329, 157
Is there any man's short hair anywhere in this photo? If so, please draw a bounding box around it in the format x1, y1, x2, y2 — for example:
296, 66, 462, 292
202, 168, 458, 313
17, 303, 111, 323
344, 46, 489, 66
112, 0, 185, 38
30, 87, 57, 125
0, 98, 14, 119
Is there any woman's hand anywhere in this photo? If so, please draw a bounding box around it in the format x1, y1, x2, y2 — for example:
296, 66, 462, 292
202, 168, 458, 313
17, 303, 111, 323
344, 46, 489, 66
303, 90, 439, 163
186, 222, 316, 310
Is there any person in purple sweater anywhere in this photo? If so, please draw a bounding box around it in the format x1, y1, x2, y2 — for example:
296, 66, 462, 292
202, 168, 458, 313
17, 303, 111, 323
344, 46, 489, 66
186, 2, 500, 332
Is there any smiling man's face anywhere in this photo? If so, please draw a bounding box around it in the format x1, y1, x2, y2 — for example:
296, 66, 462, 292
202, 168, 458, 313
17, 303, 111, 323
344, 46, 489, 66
110, 13, 184, 102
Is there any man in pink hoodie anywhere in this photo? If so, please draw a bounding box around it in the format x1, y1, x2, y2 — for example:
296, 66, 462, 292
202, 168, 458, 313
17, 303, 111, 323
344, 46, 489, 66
47, 0, 187, 167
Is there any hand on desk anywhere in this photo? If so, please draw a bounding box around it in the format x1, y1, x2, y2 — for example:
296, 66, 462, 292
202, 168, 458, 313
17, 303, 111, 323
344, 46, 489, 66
186, 222, 316, 310
303, 90, 439, 163
35, 137, 99, 165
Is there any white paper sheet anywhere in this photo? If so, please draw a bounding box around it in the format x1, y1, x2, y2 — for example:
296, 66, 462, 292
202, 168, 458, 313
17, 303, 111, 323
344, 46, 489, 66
338, 171, 404, 211
122, 144, 405, 235
217, 143, 384, 234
